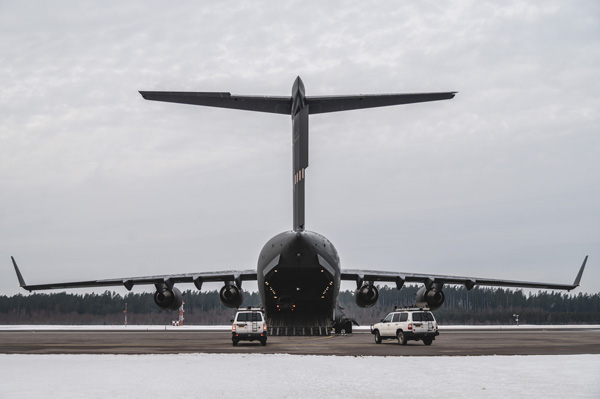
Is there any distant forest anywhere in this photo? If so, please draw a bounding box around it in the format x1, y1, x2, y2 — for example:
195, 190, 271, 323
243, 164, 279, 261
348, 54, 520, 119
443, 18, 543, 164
1, 285, 599, 325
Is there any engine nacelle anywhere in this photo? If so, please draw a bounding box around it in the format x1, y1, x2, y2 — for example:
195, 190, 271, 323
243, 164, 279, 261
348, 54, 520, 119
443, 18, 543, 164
153, 287, 183, 311
415, 286, 445, 310
219, 284, 243, 308
354, 284, 379, 308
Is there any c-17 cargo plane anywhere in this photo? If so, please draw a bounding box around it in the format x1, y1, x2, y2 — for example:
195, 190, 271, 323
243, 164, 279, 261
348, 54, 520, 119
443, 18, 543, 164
12, 77, 587, 334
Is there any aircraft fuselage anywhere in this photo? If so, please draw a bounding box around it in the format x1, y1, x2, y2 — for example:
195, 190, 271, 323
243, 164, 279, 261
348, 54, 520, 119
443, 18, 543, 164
257, 230, 341, 319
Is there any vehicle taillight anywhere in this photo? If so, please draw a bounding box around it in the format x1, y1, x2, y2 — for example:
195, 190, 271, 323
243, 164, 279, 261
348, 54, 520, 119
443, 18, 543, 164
232, 324, 236, 332
263, 324, 267, 331
408, 323, 412, 330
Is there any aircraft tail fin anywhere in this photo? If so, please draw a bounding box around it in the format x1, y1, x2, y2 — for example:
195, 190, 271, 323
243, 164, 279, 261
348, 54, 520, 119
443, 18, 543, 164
140, 79, 457, 233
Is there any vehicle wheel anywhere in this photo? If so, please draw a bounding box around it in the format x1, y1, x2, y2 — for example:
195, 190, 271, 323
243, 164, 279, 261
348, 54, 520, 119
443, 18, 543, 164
423, 338, 433, 346
397, 331, 407, 345
260, 338, 267, 346
232, 339, 239, 347
374, 330, 382, 344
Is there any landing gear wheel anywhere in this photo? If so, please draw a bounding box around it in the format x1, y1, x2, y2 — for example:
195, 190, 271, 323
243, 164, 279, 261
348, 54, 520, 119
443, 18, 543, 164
345, 321, 353, 334
232, 339, 239, 347
423, 337, 433, 346
397, 331, 407, 345
374, 330, 382, 344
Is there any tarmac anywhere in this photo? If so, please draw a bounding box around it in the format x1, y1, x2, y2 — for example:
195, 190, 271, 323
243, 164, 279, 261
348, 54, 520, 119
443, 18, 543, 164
1, 327, 599, 356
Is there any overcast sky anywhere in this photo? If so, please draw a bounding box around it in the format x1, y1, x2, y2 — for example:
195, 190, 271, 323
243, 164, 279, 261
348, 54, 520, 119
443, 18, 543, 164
1, 0, 598, 298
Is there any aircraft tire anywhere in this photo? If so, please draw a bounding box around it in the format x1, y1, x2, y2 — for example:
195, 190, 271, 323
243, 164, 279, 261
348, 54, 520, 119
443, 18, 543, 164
345, 321, 353, 334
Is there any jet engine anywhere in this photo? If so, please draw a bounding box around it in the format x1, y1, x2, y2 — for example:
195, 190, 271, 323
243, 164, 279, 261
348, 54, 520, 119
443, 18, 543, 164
415, 286, 445, 310
153, 287, 183, 311
354, 284, 379, 308
219, 284, 243, 308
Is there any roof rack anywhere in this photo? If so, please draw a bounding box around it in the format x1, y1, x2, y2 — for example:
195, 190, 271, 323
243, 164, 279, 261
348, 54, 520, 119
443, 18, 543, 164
392, 305, 431, 311
237, 306, 264, 311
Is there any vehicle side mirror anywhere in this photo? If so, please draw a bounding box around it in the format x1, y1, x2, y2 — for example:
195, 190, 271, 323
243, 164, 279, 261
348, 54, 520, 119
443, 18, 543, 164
380, 319, 384, 322
230, 319, 234, 323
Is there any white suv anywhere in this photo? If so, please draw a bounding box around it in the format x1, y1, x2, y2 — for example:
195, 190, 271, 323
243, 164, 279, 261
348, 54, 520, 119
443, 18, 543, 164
232, 307, 268, 346
370, 308, 439, 345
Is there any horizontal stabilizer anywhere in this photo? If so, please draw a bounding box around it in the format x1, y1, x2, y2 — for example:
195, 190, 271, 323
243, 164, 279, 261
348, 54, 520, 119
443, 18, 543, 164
139, 91, 292, 115
306, 92, 457, 114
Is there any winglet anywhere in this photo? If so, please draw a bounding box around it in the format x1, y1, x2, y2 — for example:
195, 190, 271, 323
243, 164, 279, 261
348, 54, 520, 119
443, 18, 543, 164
572, 255, 588, 288
11, 256, 28, 289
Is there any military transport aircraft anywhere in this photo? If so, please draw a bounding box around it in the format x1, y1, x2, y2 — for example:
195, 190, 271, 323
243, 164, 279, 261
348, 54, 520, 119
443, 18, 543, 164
11, 77, 587, 334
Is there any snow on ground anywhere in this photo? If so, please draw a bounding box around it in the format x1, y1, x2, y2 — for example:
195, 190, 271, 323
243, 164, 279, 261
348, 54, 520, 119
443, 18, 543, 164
1, 354, 598, 398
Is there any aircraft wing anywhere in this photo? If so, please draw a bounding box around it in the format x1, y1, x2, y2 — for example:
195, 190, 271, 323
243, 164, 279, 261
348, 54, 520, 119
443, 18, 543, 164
11, 257, 256, 292
341, 256, 588, 291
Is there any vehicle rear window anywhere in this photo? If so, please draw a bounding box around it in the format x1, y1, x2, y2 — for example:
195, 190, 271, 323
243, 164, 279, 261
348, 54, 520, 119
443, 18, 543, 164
424, 312, 435, 321
236, 312, 263, 322
251, 312, 262, 322
412, 312, 423, 322
400, 313, 408, 322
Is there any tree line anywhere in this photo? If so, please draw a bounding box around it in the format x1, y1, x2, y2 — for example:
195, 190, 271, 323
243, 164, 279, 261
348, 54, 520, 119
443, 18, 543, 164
1, 285, 599, 325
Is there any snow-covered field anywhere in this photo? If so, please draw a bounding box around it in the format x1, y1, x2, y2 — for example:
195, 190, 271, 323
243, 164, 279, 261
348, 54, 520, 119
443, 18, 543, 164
2, 325, 598, 397
1, 353, 598, 398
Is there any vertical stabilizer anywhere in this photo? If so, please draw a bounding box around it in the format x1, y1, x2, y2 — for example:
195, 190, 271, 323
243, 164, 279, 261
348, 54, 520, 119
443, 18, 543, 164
292, 77, 309, 231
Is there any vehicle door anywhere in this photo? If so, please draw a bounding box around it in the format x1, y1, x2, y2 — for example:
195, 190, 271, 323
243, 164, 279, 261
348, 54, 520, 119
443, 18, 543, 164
249, 311, 262, 333
391, 313, 402, 335
423, 312, 436, 333
236, 312, 249, 334
411, 312, 424, 334
399, 312, 409, 331
381, 313, 394, 336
